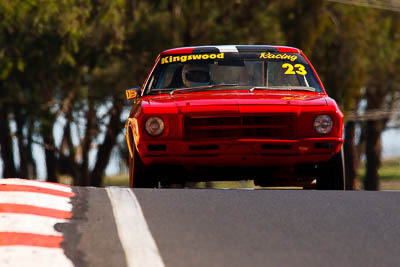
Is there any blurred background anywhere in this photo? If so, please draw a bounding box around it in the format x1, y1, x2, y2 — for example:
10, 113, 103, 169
1, 0, 400, 190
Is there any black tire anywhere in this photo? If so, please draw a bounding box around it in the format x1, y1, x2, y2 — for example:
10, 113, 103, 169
316, 147, 346, 190
129, 148, 158, 188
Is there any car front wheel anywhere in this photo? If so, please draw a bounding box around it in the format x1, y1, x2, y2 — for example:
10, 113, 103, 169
316, 147, 346, 190
129, 148, 158, 188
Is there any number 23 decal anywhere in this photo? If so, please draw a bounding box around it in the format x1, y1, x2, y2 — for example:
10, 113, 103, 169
282, 63, 307, 75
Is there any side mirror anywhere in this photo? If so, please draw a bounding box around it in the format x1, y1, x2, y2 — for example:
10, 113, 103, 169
126, 87, 141, 101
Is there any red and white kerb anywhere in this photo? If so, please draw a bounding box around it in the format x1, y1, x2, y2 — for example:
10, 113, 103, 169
0, 179, 74, 267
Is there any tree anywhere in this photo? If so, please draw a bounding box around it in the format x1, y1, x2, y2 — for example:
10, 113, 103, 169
312, 3, 372, 189
362, 11, 400, 190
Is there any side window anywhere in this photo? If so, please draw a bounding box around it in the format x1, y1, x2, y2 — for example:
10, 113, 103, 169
267, 61, 301, 87
146, 75, 155, 93
155, 64, 183, 89
244, 61, 263, 86
266, 61, 322, 91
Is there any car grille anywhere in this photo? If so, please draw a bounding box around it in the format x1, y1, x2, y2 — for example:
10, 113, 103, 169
184, 114, 296, 140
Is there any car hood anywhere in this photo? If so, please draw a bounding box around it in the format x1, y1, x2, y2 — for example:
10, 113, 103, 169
140, 91, 328, 113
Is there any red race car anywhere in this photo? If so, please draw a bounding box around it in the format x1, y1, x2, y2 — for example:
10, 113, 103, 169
125, 45, 344, 189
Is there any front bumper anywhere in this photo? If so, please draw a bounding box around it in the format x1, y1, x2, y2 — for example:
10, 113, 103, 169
137, 137, 343, 167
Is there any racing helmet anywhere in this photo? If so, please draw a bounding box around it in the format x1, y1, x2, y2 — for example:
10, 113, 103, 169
182, 64, 211, 87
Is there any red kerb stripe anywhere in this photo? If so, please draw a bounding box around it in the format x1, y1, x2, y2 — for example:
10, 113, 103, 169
0, 232, 63, 248
0, 204, 72, 219
0, 184, 75, 198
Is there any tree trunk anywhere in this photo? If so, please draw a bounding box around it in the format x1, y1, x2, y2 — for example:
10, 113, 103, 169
0, 104, 17, 178
79, 100, 96, 186
90, 96, 124, 187
14, 107, 28, 178
40, 114, 57, 182
59, 114, 81, 186
343, 121, 358, 190
43, 136, 57, 182
26, 121, 37, 178
364, 119, 384, 190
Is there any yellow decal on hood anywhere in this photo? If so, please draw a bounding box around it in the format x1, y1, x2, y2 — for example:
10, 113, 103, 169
161, 53, 224, 64
282, 96, 306, 100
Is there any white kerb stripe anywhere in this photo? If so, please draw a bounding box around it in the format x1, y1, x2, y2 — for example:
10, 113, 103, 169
0, 179, 72, 193
215, 45, 238, 53
0, 192, 73, 211
0, 246, 74, 267
0, 213, 66, 236
106, 187, 165, 267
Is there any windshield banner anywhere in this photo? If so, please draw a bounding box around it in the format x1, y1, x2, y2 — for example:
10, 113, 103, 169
161, 53, 225, 64
259, 52, 297, 62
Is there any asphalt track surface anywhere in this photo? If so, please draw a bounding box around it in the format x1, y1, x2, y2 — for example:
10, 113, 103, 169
62, 187, 400, 267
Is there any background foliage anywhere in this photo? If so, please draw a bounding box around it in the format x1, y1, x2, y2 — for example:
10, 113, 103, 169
0, 0, 399, 189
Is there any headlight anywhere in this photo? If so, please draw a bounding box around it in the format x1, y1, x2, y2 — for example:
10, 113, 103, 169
145, 117, 165, 136
313, 115, 333, 134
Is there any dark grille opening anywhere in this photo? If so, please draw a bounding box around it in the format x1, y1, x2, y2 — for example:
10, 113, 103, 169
184, 115, 296, 140
314, 143, 333, 149
262, 144, 292, 150
187, 117, 241, 126
148, 144, 167, 151
242, 116, 290, 126
189, 145, 219, 151
183, 154, 218, 157
242, 128, 271, 137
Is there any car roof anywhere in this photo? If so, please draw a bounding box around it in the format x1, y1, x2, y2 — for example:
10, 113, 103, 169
160, 45, 301, 55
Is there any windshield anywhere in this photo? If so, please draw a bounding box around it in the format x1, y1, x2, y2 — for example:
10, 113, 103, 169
143, 52, 323, 95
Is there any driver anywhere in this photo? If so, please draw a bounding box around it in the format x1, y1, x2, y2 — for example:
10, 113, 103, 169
181, 64, 211, 87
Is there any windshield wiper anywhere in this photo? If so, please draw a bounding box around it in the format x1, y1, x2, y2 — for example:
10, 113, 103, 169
170, 84, 239, 96
250, 86, 316, 92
